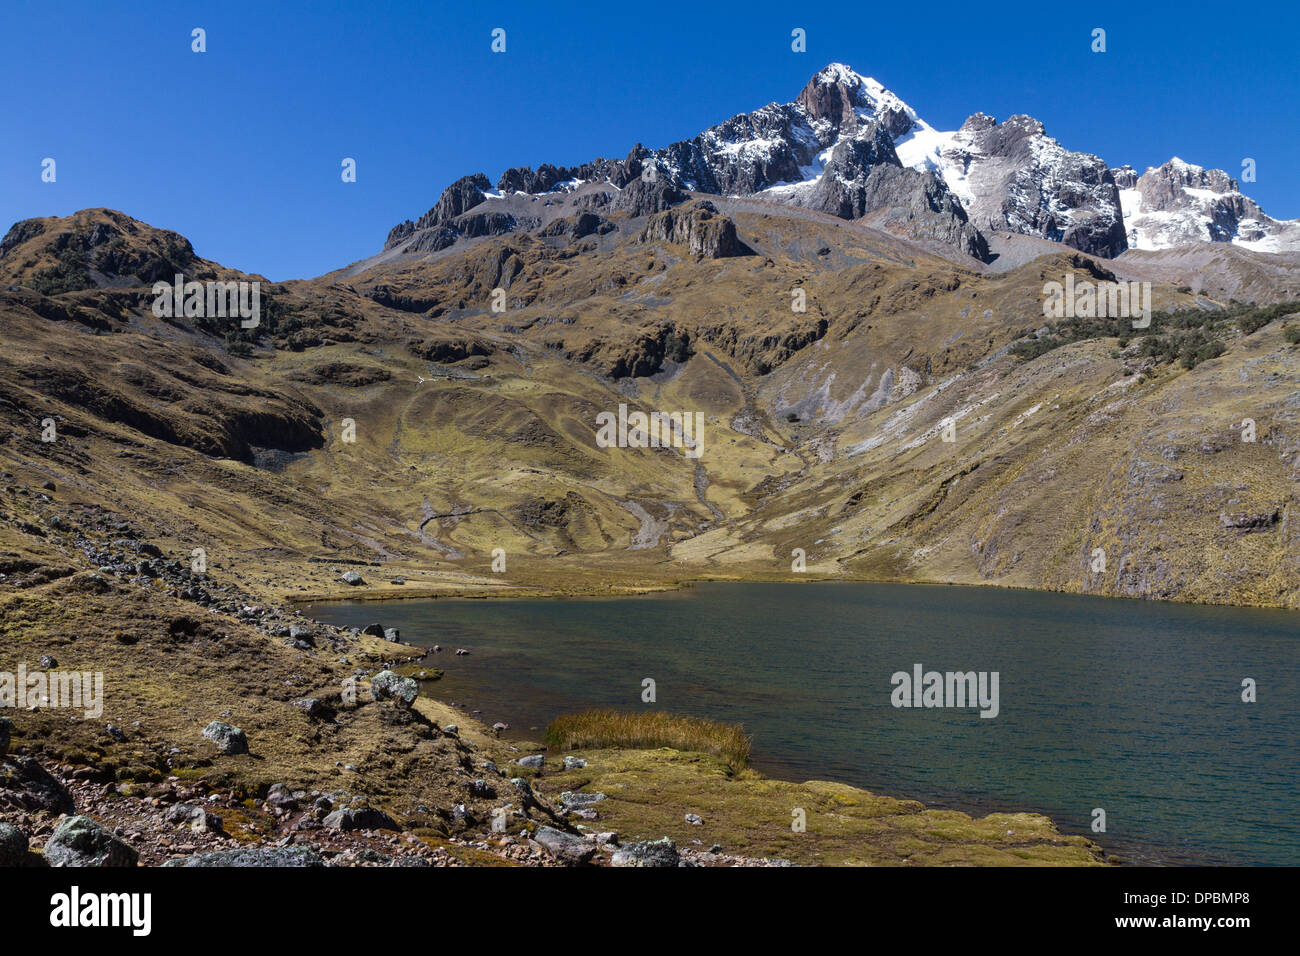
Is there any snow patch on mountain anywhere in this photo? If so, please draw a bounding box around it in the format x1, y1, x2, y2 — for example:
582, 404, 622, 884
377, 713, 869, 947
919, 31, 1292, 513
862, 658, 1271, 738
1114, 158, 1300, 253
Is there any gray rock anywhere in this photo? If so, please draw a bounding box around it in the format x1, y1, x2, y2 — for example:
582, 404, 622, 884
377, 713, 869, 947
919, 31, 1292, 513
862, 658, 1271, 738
37, 655, 57, 669
610, 837, 679, 868
163, 845, 325, 867
613, 177, 689, 216
288, 624, 315, 641
515, 754, 545, 769
293, 697, 327, 719
361, 623, 385, 637
43, 815, 138, 867
0, 822, 29, 866
202, 720, 249, 755
685, 813, 703, 825
164, 804, 224, 833
941, 113, 1124, 258
442, 724, 459, 735
562, 756, 587, 770
265, 783, 303, 810
105, 723, 127, 742
341, 571, 365, 586
322, 806, 400, 832
0, 755, 75, 813
533, 825, 596, 865
383, 627, 401, 642
638, 201, 746, 260
559, 791, 606, 812
370, 670, 418, 707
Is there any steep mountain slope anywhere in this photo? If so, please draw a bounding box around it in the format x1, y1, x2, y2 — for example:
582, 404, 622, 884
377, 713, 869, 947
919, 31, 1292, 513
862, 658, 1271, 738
3, 204, 1298, 610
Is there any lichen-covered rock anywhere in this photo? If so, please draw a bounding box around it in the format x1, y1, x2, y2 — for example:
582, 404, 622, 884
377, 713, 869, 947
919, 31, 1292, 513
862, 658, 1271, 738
43, 815, 138, 867
0, 822, 29, 866
202, 720, 249, 755
370, 670, 418, 707
0, 755, 75, 814
559, 791, 605, 812
163, 845, 324, 867
610, 836, 679, 867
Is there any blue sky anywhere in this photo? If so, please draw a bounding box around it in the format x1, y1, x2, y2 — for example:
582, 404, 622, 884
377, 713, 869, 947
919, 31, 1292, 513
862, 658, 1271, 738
3, 0, 1297, 280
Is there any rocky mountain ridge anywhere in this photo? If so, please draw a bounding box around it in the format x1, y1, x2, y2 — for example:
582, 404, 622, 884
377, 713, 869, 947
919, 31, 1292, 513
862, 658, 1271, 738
1113, 157, 1300, 253
379, 63, 1300, 267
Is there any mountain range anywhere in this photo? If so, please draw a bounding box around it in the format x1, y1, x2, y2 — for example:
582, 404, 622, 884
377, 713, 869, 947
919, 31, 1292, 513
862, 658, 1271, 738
376, 63, 1300, 266
2, 62, 1299, 622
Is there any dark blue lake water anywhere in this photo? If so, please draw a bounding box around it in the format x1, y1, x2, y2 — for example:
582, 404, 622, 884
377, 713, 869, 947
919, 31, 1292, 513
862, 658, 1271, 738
303, 581, 1299, 865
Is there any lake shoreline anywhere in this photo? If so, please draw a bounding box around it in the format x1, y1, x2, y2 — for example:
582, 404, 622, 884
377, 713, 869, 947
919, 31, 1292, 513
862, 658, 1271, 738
301, 581, 1298, 867
287, 570, 1300, 614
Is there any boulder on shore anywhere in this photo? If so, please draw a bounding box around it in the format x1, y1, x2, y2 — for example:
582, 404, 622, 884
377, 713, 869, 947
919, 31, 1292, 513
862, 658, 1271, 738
370, 670, 418, 707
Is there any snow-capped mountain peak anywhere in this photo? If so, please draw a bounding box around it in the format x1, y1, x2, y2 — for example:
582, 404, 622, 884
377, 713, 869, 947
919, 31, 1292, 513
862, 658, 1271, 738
1114, 157, 1300, 253
383, 63, 1300, 263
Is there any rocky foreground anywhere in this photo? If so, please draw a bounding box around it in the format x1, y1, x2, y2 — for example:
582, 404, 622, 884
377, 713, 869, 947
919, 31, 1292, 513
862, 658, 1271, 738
0, 754, 790, 868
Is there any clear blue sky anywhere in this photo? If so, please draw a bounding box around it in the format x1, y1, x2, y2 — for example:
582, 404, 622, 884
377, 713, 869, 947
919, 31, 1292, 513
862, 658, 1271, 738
3, 0, 1297, 280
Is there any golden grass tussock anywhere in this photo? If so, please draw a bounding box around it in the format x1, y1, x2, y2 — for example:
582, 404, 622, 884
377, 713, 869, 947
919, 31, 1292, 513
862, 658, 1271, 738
546, 709, 752, 769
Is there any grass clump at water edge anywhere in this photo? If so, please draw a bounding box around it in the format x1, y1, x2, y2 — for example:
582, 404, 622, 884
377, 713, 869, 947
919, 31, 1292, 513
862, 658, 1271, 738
545, 710, 752, 770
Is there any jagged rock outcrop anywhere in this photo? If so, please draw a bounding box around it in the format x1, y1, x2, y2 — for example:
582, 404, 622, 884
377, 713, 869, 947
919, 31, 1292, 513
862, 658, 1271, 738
798, 126, 900, 219
860, 165, 990, 260
384, 173, 492, 250
796, 62, 918, 139
933, 113, 1127, 258
613, 178, 689, 216
789, 123, 988, 259
638, 201, 746, 259
538, 212, 614, 239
